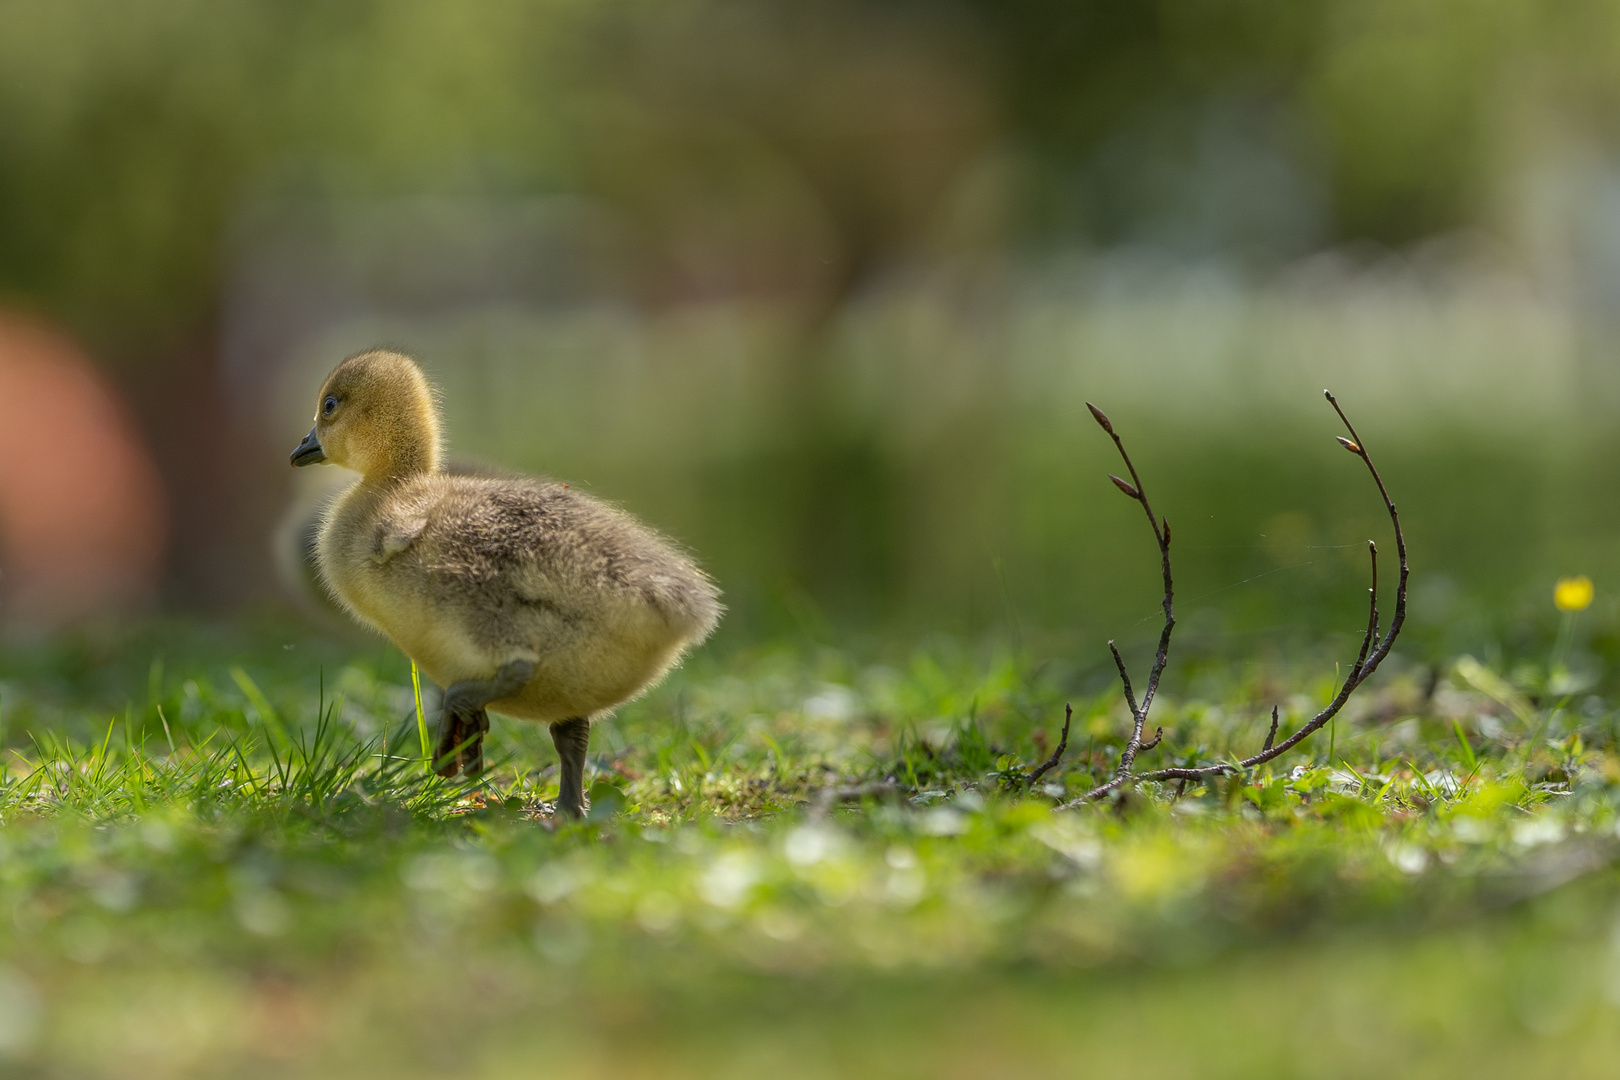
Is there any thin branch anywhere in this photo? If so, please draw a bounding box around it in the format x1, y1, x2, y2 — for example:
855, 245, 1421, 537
1076, 404, 1176, 802
1060, 391, 1409, 804
1349, 541, 1379, 680
1108, 641, 1139, 716
1026, 704, 1072, 788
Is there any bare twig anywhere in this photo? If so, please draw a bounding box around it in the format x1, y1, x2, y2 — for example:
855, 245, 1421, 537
1026, 704, 1072, 788
1350, 540, 1379, 679
1059, 391, 1408, 806
1077, 403, 1175, 801
1107, 642, 1140, 716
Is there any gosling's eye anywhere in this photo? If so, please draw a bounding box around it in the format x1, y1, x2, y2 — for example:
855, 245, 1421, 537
322, 396, 338, 418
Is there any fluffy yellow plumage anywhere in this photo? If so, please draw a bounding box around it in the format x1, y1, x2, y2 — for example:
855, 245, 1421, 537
290, 349, 721, 817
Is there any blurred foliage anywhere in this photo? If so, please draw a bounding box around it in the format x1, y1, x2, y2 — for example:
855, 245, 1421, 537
3, 0, 1620, 625
4, 0, 1617, 628
5, 0, 1620, 361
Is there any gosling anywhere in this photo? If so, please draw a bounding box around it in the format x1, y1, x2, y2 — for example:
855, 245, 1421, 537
289, 349, 722, 818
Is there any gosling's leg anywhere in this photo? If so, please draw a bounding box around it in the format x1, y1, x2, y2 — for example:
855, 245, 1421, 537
432, 711, 467, 778
549, 717, 591, 819
436, 705, 491, 778
435, 659, 535, 778
448, 708, 491, 776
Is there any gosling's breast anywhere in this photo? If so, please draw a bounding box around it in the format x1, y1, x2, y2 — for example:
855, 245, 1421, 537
315, 485, 420, 630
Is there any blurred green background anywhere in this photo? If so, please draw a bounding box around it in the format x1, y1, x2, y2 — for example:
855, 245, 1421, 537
3, 0, 1620, 661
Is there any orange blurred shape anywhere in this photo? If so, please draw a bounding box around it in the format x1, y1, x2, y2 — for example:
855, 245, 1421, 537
0, 313, 167, 628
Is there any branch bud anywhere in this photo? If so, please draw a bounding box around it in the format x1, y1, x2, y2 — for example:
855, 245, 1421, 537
1335, 436, 1361, 454
1086, 402, 1115, 434
1163, 519, 1171, 545
1108, 474, 1139, 499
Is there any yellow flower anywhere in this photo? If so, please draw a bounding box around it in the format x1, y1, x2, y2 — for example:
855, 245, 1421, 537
1555, 576, 1594, 612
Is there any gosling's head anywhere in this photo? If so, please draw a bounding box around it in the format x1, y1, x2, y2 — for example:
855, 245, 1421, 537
290, 350, 442, 479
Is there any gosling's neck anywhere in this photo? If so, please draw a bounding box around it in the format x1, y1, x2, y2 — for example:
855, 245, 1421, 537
357, 421, 442, 486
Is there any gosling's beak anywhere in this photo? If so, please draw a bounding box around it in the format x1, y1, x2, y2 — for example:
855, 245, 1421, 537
290, 427, 326, 467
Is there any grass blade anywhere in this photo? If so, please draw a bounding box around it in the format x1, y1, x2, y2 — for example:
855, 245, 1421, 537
412, 660, 431, 772
1452, 718, 1478, 772
230, 665, 287, 745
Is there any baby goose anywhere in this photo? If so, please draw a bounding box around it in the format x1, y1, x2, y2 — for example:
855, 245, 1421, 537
289, 349, 721, 817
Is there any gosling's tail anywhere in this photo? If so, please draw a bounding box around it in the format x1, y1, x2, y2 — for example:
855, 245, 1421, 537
645, 567, 724, 646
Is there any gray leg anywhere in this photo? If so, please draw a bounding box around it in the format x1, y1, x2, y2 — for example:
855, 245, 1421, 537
436, 659, 535, 777
435, 706, 490, 777
549, 718, 591, 819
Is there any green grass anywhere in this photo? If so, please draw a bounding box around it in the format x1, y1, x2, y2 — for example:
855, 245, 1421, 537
0, 619, 1618, 1077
